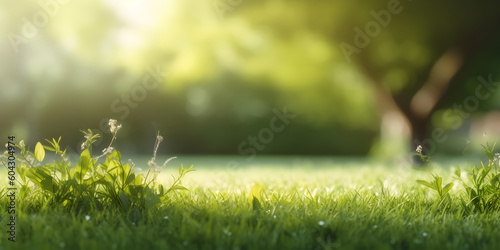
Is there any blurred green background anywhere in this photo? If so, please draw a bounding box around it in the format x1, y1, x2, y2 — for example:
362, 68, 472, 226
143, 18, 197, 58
1, 0, 499, 157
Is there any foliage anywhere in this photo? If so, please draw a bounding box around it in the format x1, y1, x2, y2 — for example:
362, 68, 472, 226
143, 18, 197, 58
248, 183, 263, 210
417, 142, 500, 213
454, 143, 500, 213
416, 174, 454, 201
3, 121, 193, 213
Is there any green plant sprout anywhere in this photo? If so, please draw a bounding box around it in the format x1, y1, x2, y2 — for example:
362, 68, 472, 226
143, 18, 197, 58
5, 119, 194, 213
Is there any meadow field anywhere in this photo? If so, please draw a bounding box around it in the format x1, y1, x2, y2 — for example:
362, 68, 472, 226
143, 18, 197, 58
2, 155, 500, 250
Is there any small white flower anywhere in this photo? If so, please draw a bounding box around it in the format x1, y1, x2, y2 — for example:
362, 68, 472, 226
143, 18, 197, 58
164, 216, 169, 220
19, 140, 25, 147
318, 221, 325, 226
85, 215, 90, 221
27, 155, 35, 165
416, 145, 423, 154
273, 215, 277, 219
373, 225, 378, 229
109, 119, 122, 134
422, 232, 428, 237
81, 142, 85, 150
102, 147, 114, 155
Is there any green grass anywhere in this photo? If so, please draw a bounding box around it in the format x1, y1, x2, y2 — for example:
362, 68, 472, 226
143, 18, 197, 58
2, 156, 500, 250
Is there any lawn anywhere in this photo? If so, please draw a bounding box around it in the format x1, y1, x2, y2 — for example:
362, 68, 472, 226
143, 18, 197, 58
2, 155, 500, 250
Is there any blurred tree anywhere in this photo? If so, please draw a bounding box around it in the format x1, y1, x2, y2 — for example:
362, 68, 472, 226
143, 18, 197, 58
1, 0, 499, 156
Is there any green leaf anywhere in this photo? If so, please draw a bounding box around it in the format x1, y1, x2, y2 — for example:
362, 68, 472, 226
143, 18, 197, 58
252, 196, 261, 211
248, 184, 263, 210
134, 174, 143, 186
158, 184, 164, 196
77, 149, 91, 180
35, 142, 45, 162
442, 182, 454, 196
416, 180, 435, 190
169, 185, 189, 192
119, 191, 130, 211
125, 173, 136, 186
436, 177, 442, 194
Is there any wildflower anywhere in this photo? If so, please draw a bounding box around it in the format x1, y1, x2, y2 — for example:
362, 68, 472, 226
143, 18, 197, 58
102, 147, 114, 155
85, 215, 90, 221
109, 119, 122, 134
144, 131, 177, 184
27, 155, 35, 165
81, 142, 85, 150
164, 216, 169, 220
318, 221, 325, 226
422, 232, 428, 237
416, 145, 423, 154
19, 140, 25, 147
